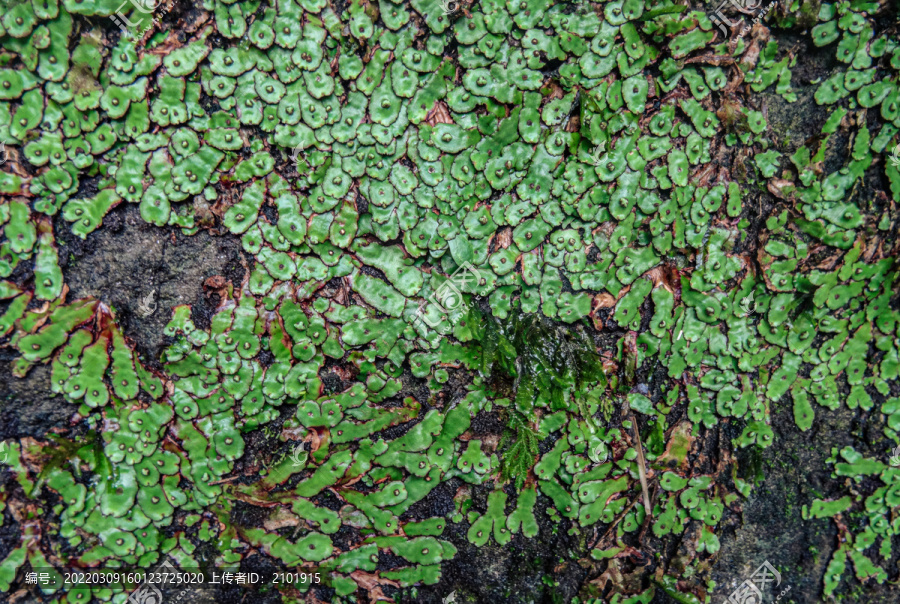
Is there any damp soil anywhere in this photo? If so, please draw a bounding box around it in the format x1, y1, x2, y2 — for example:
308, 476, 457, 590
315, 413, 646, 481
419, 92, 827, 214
0, 203, 244, 441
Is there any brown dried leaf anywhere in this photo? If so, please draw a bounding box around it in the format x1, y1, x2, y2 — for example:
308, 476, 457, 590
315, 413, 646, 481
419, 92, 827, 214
230, 490, 281, 508
684, 54, 735, 66
350, 571, 399, 602
544, 80, 564, 101
655, 421, 694, 470
590, 558, 624, 592
589, 293, 616, 331
593, 292, 616, 309
691, 164, 716, 187
766, 178, 795, 200
203, 275, 228, 290
495, 226, 512, 249
9, 589, 33, 603
645, 265, 680, 294
740, 38, 762, 70
425, 101, 454, 126
263, 507, 301, 531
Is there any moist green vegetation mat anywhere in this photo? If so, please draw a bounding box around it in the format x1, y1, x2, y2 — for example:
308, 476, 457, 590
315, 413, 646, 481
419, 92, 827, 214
0, 0, 898, 601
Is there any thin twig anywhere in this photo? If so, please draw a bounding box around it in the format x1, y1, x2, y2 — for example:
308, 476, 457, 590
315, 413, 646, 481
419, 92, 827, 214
629, 412, 652, 517
208, 475, 240, 486
591, 497, 640, 551
638, 483, 659, 544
